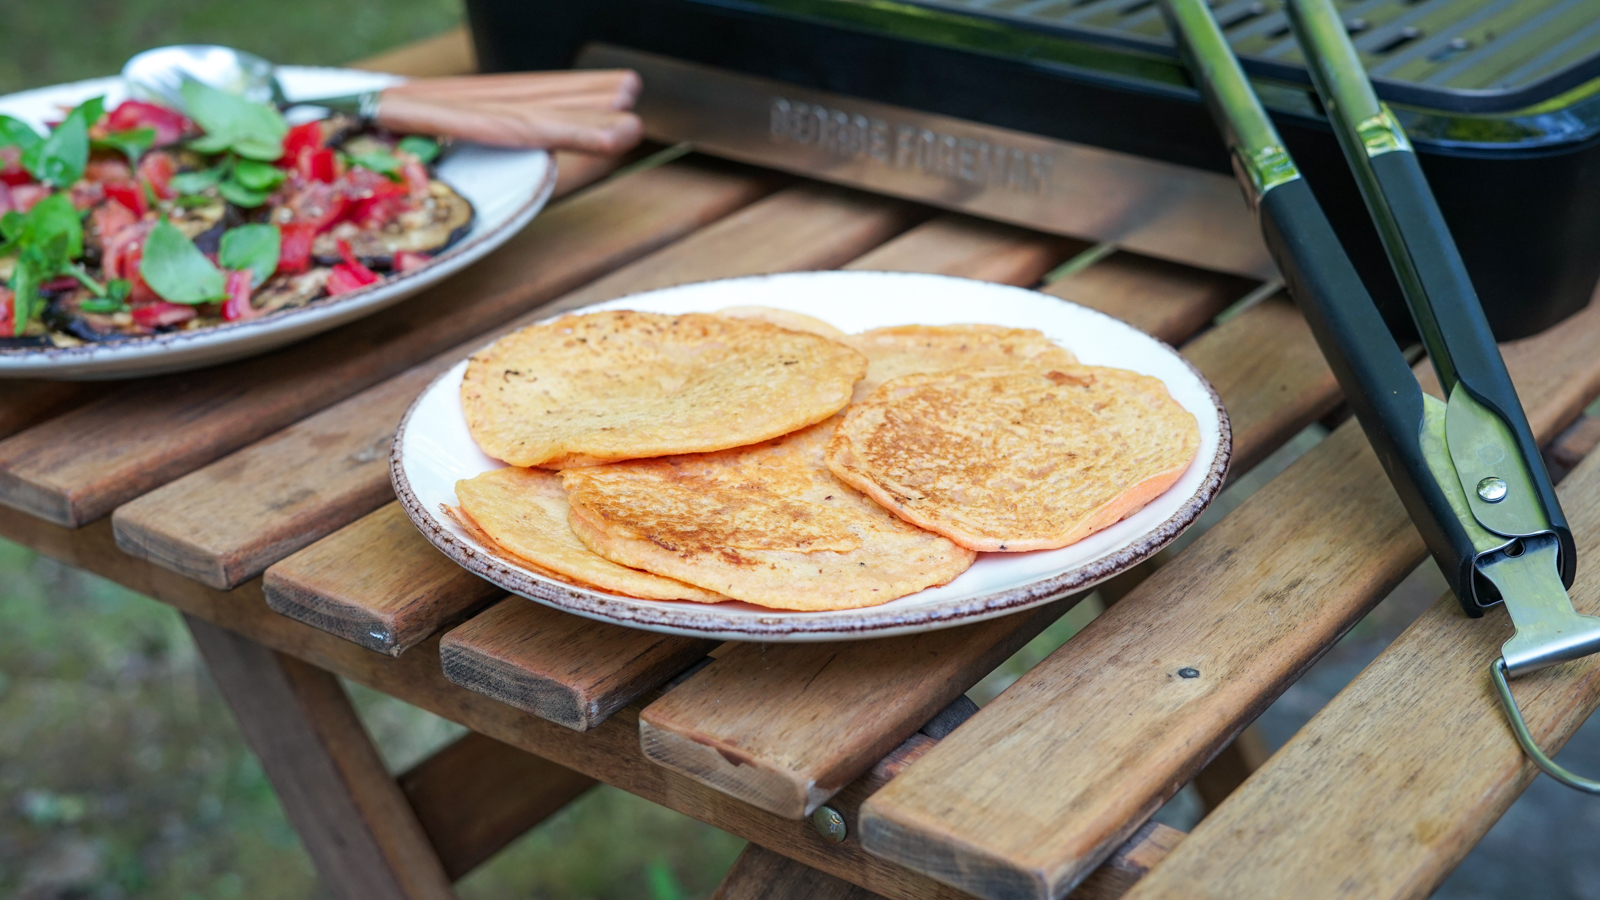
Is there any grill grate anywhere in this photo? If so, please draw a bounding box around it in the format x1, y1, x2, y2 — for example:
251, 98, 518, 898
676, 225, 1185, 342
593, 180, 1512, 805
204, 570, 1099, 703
897, 0, 1600, 110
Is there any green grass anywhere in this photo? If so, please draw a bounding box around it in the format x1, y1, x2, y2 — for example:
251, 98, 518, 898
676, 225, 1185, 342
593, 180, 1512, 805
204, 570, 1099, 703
0, 537, 744, 898
0, 0, 466, 96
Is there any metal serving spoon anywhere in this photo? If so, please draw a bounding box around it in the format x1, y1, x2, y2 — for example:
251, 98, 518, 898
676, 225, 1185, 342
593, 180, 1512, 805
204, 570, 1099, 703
120, 44, 645, 154
122, 44, 379, 119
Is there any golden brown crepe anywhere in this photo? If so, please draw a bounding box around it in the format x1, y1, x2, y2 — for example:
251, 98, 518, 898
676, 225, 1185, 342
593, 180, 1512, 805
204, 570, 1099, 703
561, 418, 976, 610
825, 365, 1198, 551
453, 466, 726, 602
716, 305, 847, 340
462, 310, 866, 468
845, 324, 1079, 402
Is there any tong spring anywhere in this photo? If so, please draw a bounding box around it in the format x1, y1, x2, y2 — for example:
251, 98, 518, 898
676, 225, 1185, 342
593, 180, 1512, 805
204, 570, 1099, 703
1490, 659, 1600, 794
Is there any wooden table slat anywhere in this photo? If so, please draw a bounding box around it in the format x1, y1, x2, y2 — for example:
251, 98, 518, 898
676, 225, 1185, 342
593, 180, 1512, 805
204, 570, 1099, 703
856, 297, 1600, 900
1044, 251, 1256, 345
0, 504, 1171, 900
0, 158, 779, 527
636, 267, 1336, 819
398, 731, 596, 881
439, 597, 720, 732
1118, 414, 1600, 900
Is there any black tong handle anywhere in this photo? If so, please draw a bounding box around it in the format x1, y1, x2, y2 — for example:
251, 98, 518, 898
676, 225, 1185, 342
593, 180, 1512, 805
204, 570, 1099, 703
1157, 0, 1557, 615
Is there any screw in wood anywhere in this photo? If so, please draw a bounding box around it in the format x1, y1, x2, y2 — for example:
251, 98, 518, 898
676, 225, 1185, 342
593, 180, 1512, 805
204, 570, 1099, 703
812, 805, 847, 843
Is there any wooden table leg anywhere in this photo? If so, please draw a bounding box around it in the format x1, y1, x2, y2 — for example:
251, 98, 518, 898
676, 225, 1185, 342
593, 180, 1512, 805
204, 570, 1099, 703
184, 615, 457, 900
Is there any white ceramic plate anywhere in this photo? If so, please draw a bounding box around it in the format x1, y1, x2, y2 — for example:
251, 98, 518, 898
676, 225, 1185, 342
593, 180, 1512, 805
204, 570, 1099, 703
0, 68, 555, 380
392, 271, 1231, 641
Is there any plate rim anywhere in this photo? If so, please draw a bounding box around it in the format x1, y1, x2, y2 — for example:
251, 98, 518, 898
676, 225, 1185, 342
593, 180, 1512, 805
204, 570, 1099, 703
390, 271, 1233, 641
0, 69, 556, 377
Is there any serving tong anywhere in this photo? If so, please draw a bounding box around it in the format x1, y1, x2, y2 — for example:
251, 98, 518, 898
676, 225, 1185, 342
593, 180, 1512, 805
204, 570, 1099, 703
1160, 0, 1600, 792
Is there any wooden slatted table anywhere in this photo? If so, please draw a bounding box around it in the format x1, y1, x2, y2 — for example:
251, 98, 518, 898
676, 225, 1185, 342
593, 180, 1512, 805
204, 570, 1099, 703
6, 30, 1599, 900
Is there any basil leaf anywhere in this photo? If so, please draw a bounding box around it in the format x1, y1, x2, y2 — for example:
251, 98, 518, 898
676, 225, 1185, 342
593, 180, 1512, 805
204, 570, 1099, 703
170, 167, 223, 195
232, 158, 285, 192
91, 127, 156, 164
10, 193, 83, 264
180, 80, 287, 161
139, 218, 225, 304
9, 247, 50, 336
217, 178, 269, 208
0, 115, 43, 152
79, 294, 129, 314
21, 96, 102, 187
350, 150, 403, 182
218, 223, 279, 287
396, 135, 439, 164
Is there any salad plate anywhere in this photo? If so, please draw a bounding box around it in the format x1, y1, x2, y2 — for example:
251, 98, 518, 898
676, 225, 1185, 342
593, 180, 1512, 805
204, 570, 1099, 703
0, 67, 555, 380
391, 271, 1232, 642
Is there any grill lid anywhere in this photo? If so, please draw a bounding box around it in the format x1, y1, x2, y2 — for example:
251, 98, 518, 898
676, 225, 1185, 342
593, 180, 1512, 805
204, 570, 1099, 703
899, 0, 1600, 112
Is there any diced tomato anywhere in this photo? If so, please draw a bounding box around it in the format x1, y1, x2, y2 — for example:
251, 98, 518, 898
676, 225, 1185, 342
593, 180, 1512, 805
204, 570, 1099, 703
136, 151, 177, 200
91, 199, 140, 251
68, 180, 105, 210
131, 301, 197, 330
308, 148, 339, 184
11, 184, 49, 213
280, 121, 324, 164
84, 158, 134, 183
325, 266, 373, 296
0, 146, 30, 186
400, 157, 431, 199
105, 100, 192, 147
103, 219, 159, 304
326, 239, 381, 295
0, 286, 12, 333
221, 270, 257, 322
282, 180, 349, 234
393, 251, 432, 273
101, 181, 147, 217
276, 221, 316, 275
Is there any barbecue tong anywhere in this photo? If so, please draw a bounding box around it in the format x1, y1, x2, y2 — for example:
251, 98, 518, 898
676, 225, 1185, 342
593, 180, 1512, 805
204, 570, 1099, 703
1159, 0, 1600, 792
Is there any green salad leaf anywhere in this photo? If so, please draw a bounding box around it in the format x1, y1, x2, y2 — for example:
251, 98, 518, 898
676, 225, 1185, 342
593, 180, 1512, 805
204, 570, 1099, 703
232, 158, 286, 192
218, 223, 280, 287
139, 218, 226, 304
217, 179, 269, 207
181, 80, 287, 161
349, 150, 403, 182
21, 96, 103, 187
170, 166, 224, 195
91, 126, 156, 164
0, 116, 43, 153
3, 194, 86, 335
396, 135, 440, 164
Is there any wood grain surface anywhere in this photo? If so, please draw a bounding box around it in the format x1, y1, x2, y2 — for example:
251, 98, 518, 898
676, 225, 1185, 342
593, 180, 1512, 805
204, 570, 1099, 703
856, 299, 1600, 900
637, 266, 1336, 821
844, 214, 1085, 284
440, 598, 718, 731
0, 508, 1168, 900
712, 843, 887, 900
1044, 251, 1255, 344
398, 731, 596, 880
1119, 412, 1600, 900
0, 159, 778, 527
264, 503, 503, 656
640, 601, 1075, 818
351, 26, 476, 77
185, 616, 453, 900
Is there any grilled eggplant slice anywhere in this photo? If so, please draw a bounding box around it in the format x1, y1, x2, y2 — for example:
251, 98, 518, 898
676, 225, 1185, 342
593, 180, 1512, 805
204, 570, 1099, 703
253, 268, 332, 315
312, 180, 473, 270
42, 289, 144, 343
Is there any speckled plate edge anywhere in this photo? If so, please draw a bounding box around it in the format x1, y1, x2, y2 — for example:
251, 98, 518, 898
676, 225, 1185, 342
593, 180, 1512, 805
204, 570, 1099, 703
0, 69, 556, 380
390, 273, 1232, 642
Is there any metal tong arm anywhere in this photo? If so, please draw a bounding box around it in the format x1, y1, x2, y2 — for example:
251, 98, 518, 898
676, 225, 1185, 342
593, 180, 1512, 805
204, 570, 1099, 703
1158, 0, 1483, 614
1284, 0, 1574, 595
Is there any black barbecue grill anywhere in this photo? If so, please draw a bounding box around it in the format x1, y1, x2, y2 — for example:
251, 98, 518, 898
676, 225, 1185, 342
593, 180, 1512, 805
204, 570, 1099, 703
463, 0, 1600, 342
